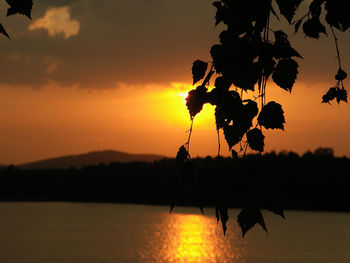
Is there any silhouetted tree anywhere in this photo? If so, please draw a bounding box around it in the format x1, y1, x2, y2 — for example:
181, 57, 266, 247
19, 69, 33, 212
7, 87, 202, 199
314, 147, 334, 157
177, 0, 349, 236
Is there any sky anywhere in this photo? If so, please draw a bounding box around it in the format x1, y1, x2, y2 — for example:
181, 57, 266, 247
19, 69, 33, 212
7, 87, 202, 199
0, 0, 350, 164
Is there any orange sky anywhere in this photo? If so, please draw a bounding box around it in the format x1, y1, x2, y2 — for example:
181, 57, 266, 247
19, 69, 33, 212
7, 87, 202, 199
0, 0, 350, 164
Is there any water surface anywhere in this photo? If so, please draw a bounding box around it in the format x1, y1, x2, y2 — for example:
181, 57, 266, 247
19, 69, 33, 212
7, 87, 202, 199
0, 203, 349, 263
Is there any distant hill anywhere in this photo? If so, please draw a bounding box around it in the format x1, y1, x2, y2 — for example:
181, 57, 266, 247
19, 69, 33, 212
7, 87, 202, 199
16, 150, 167, 170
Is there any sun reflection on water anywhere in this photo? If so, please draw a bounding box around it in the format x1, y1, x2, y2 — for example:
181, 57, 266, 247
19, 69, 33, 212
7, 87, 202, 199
147, 212, 245, 263
173, 215, 215, 262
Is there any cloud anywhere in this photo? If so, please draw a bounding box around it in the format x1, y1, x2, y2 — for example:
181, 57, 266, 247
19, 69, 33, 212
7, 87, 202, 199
29, 6, 80, 39
43, 56, 61, 74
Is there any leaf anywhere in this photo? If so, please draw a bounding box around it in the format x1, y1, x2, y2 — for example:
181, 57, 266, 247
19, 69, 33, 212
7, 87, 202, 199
0, 23, 10, 39
267, 207, 285, 219
218, 207, 229, 235
273, 30, 303, 59
325, 0, 350, 32
309, 0, 324, 18
170, 204, 174, 214
185, 86, 207, 118
270, 5, 280, 21
302, 17, 327, 39
210, 44, 226, 74
192, 60, 208, 85
176, 145, 190, 163
213, 1, 224, 25
237, 208, 268, 237
322, 87, 337, 103
231, 149, 238, 159
323, 87, 348, 104
336, 88, 347, 104
258, 42, 276, 77
242, 99, 259, 119
272, 59, 299, 92
231, 62, 260, 91
215, 106, 226, 130
335, 68, 347, 81
223, 124, 245, 150
294, 19, 303, 33
258, 101, 286, 130
275, 0, 303, 23
215, 207, 220, 223
274, 45, 302, 60
215, 76, 231, 91
246, 128, 265, 152
6, 0, 33, 19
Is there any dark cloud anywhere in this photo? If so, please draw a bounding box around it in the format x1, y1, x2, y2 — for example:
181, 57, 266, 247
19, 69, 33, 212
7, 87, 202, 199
0, 0, 217, 88
0, 0, 349, 89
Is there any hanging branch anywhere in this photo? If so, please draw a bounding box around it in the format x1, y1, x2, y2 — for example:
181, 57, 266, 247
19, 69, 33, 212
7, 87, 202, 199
330, 26, 342, 70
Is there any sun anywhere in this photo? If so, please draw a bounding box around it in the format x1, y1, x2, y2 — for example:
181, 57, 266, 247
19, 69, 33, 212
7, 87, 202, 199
177, 91, 189, 105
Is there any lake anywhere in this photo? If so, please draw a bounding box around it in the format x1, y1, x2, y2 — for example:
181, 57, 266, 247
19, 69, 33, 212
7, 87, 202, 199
0, 203, 349, 263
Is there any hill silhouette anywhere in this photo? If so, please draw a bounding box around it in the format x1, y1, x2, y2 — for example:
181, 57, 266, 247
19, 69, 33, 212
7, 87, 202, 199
15, 150, 166, 170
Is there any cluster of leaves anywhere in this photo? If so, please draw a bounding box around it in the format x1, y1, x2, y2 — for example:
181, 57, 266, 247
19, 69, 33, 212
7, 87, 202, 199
0, 0, 33, 39
175, 0, 349, 237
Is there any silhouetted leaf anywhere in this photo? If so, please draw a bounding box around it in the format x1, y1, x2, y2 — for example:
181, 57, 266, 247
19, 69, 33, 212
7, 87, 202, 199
210, 44, 226, 74
273, 30, 302, 59
232, 62, 260, 91
215, 207, 220, 223
231, 149, 238, 159
272, 59, 299, 92
242, 99, 259, 119
270, 5, 280, 21
247, 128, 265, 152
185, 86, 207, 118
215, 76, 231, 91
258, 101, 285, 130
219, 207, 229, 235
302, 17, 327, 39
170, 204, 174, 214
267, 207, 285, 219
294, 19, 303, 33
323, 87, 348, 104
213, 1, 224, 25
176, 145, 190, 163
335, 68, 347, 81
325, 0, 350, 31
322, 87, 337, 103
0, 23, 10, 39
6, 0, 33, 19
275, 0, 303, 23
223, 124, 245, 149
309, 0, 324, 17
336, 88, 348, 103
237, 208, 268, 237
221, 90, 242, 121
258, 42, 276, 77
215, 106, 226, 130
192, 60, 208, 85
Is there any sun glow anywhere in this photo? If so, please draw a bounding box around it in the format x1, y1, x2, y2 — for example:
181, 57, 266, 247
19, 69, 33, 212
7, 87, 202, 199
145, 83, 215, 128
177, 90, 189, 105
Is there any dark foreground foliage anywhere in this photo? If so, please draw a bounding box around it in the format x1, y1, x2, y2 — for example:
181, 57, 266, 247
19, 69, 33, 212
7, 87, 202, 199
1, 148, 350, 235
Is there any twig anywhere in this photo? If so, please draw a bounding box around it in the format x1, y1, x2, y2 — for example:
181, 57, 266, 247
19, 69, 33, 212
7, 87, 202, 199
330, 26, 342, 69
186, 119, 194, 153
217, 129, 221, 157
